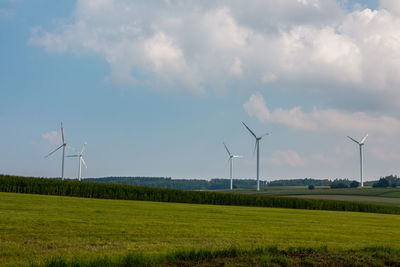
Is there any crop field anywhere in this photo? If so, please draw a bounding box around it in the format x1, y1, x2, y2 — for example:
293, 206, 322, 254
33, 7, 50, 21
225, 186, 400, 207
228, 186, 400, 207
1, 192, 400, 266
234, 186, 400, 197
288, 195, 400, 207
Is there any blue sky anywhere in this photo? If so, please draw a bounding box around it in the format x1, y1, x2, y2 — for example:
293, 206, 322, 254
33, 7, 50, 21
2, 0, 400, 181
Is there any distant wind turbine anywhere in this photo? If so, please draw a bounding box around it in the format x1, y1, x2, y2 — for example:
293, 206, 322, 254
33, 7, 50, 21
347, 134, 368, 187
45, 122, 67, 180
242, 122, 271, 191
66, 142, 87, 181
223, 142, 243, 190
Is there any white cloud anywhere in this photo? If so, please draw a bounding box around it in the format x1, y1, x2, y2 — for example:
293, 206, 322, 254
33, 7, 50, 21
244, 93, 400, 135
29, 0, 400, 106
268, 150, 307, 167
380, 0, 400, 16
230, 57, 243, 76
144, 32, 185, 72
42, 131, 61, 145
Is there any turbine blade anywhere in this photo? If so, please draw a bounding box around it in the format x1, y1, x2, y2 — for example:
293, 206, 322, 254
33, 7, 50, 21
81, 158, 87, 168
347, 136, 360, 144
81, 142, 87, 154
45, 145, 64, 158
253, 140, 257, 156
234, 155, 244, 158
223, 142, 231, 156
66, 155, 79, 157
242, 122, 257, 138
360, 134, 368, 144
260, 132, 271, 138
61, 122, 65, 144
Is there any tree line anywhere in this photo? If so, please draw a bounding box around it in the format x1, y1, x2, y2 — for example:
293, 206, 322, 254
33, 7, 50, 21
84, 177, 267, 190
86, 176, 399, 189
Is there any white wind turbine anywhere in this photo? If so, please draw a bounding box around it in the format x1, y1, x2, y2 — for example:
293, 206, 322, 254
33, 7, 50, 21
223, 142, 243, 190
66, 143, 87, 181
347, 134, 368, 187
242, 122, 271, 191
45, 122, 67, 180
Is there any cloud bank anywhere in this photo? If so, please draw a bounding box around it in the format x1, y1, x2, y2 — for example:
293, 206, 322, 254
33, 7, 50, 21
244, 93, 400, 135
30, 0, 400, 106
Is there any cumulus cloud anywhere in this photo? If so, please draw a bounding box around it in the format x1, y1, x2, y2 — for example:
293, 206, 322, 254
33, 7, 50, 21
42, 131, 61, 145
380, 0, 400, 16
244, 93, 400, 135
29, 0, 400, 105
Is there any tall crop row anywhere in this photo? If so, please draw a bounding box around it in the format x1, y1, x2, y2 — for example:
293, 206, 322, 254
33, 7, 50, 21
0, 175, 399, 214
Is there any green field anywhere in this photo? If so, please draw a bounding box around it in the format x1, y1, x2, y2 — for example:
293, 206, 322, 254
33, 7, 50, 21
226, 186, 400, 207
234, 186, 400, 197
1, 192, 400, 266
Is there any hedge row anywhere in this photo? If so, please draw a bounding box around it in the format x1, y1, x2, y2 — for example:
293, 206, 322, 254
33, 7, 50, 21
1, 175, 400, 214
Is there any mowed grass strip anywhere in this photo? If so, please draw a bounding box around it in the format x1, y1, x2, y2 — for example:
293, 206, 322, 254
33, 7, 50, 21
1, 192, 400, 266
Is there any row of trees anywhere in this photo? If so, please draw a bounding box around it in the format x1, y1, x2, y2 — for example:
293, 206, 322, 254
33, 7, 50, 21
85, 177, 267, 190
87, 177, 368, 189
1, 175, 400, 214
372, 175, 399, 188
269, 178, 331, 187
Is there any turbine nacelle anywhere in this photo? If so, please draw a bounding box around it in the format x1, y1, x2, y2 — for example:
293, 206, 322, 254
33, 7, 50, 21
66, 142, 88, 181
347, 134, 368, 145
223, 142, 243, 190
242, 121, 270, 192
347, 133, 368, 187
44, 122, 67, 180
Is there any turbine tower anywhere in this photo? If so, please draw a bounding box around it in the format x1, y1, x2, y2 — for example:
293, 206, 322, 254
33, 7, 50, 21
66, 143, 87, 181
223, 142, 243, 190
45, 122, 67, 180
242, 122, 271, 191
347, 134, 368, 187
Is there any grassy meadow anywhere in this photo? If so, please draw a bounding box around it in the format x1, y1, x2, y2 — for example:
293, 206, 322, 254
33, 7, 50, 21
1, 192, 400, 266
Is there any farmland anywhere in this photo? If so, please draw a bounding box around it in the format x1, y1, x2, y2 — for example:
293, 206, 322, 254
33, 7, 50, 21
1, 192, 400, 266
228, 186, 400, 207
2, 175, 399, 214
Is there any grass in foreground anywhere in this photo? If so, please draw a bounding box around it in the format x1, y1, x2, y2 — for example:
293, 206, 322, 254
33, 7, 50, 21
36, 246, 400, 266
1, 192, 400, 266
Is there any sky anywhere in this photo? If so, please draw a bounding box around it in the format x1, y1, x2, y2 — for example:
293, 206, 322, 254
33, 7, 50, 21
1, 0, 400, 182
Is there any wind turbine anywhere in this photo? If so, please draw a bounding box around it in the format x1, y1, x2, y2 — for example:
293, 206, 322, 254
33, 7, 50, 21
347, 134, 368, 187
66, 143, 87, 181
242, 122, 271, 191
223, 142, 243, 190
45, 122, 67, 180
